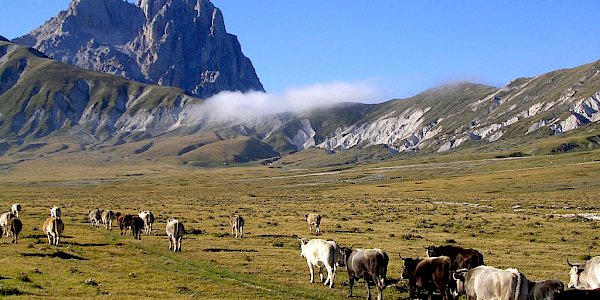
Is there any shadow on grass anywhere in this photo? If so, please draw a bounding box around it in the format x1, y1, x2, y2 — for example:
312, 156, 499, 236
0, 286, 24, 296
255, 234, 298, 239
66, 241, 111, 247
203, 248, 258, 253
20, 251, 87, 260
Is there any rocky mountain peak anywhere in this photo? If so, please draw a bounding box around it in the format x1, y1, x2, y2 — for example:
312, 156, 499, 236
15, 0, 263, 98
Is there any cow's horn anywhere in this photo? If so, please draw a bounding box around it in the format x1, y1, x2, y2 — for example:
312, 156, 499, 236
567, 257, 579, 267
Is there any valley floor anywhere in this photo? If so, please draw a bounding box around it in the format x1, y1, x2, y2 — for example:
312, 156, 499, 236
0, 150, 599, 299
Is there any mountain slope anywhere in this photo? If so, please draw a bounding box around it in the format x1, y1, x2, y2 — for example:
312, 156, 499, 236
14, 0, 264, 98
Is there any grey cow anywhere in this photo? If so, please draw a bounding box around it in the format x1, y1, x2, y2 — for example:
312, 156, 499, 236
166, 219, 185, 252
341, 248, 389, 300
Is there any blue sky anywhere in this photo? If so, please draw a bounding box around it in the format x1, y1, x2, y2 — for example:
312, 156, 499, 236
2, 0, 600, 100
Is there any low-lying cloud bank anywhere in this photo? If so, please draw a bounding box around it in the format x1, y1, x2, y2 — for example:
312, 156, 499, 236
192, 81, 381, 122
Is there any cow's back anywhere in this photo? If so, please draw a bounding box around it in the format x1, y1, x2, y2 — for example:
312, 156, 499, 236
166, 219, 185, 238
304, 239, 335, 266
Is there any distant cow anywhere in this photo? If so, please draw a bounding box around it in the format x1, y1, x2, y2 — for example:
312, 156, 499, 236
554, 288, 600, 300
528, 279, 564, 300
11, 203, 21, 218
299, 238, 344, 288
425, 244, 484, 269
50, 206, 61, 219
131, 216, 145, 240
6, 217, 22, 244
88, 209, 103, 227
138, 211, 155, 234
229, 215, 244, 238
0, 211, 15, 237
43, 217, 65, 246
454, 265, 528, 300
166, 219, 185, 252
401, 255, 453, 300
116, 213, 134, 235
567, 256, 600, 289
342, 247, 389, 300
305, 213, 321, 235
101, 210, 115, 230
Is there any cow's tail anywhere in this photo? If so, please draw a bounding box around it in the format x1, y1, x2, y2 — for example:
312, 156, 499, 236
514, 270, 526, 300
376, 252, 389, 290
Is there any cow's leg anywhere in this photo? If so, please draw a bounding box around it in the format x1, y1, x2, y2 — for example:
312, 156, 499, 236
347, 276, 354, 297
324, 264, 334, 288
169, 235, 173, 250
364, 279, 372, 300
376, 285, 383, 300
318, 265, 324, 283
177, 237, 182, 252
316, 226, 320, 235
307, 261, 315, 283
231, 225, 235, 237
240, 226, 243, 238
47, 234, 52, 245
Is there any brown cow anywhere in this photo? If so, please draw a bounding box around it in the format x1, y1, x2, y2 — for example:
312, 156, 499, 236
116, 213, 134, 235
43, 217, 64, 246
554, 288, 600, 299
305, 213, 321, 235
425, 244, 484, 269
342, 247, 389, 300
6, 217, 22, 244
401, 256, 453, 300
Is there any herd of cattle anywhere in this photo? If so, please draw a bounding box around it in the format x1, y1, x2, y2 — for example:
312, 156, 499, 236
2, 204, 600, 299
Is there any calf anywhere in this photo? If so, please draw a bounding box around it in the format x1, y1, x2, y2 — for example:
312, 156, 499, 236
166, 219, 185, 252
116, 213, 134, 235
138, 211, 155, 234
299, 238, 344, 288
454, 265, 528, 300
528, 279, 564, 300
305, 213, 321, 235
101, 210, 115, 230
0, 212, 15, 237
88, 209, 103, 227
43, 217, 64, 246
342, 247, 389, 300
50, 206, 61, 219
229, 215, 244, 238
11, 203, 21, 218
6, 217, 22, 244
131, 216, 145, 240
554, 288, 600, 299
425, 244, 484, 269
401, 255, 453, 300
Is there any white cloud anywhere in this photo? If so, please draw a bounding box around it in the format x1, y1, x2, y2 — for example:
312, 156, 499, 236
191, 81, 381, 123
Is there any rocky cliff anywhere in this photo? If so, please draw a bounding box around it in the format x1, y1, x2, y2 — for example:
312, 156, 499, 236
14, 0, 264, 98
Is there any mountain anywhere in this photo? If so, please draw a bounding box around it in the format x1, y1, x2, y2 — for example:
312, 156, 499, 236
14, 0, 264, 99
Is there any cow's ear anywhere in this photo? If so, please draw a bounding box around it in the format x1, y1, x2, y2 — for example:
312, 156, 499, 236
577, 267, 585, 274
304, 214, 308, 218
452, 273, 464, 281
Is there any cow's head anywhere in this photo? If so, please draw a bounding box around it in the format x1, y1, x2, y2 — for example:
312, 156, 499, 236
298, 238, 309, 257
452, 269, 468, 297
399, 256, 419, 280
567, 258, 585, 289
334, 246, 346, 267
424, 245, 439, 257
340, 247, 353, 266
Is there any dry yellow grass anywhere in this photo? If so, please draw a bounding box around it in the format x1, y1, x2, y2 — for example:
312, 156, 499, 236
0, 149, 599, 298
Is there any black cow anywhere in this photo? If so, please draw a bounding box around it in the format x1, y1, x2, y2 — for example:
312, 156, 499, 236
425, 244, 484, 269
528, 279, 564, 300
554, 288, 600, 300
401, 255, 454, 300
342, 247, 389, 300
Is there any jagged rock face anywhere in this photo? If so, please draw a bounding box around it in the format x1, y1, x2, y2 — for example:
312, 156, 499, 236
14, 0, 264, 98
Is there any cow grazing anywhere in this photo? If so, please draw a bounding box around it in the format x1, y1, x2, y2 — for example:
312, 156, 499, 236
299, 238, 344, 288
554, 288, 600, 300
101, 210, 115, 230
305, 213, 321, 235
528, 279, 564, 300
116, 213, 134, 235
229, 215, 244, 238
425, 244, 484, 270
401, 255, 453, 300
342, 248, 389, 300
138, 211, 155, 234
0, 212, 15, 237
88, 209, 103, 227
166, 219, 185, 252
6, 217, 22, 244
11, 203, 21, 218
453, 265, 528, 300
50, 206, 62, 219
131, 216, 145, 240
43, 217, 64, 246
567, 256, 600, 289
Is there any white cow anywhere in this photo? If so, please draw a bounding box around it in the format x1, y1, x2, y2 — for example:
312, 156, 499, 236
11, 203, 21, 218
229, 215, 244, 238
88, 209, 103, 227
299, 238, 344, 288
0, 211, 15, 237
43, 217, 65, 246
101, 210, 115, 230
50, 206, 62, 219
166, 219, 185, 252
138, 211, 155, 234
568, 256, 600, 289
454, 265, 528, 300
305, 213, 321, 235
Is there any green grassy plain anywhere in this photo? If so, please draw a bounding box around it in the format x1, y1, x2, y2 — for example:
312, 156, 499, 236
0, 149, 599, 299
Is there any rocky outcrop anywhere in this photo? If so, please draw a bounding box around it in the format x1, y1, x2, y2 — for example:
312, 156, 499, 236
14, 0, 264, 98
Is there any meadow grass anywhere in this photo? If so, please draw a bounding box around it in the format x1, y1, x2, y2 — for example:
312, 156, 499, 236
0, 149, 599, 298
